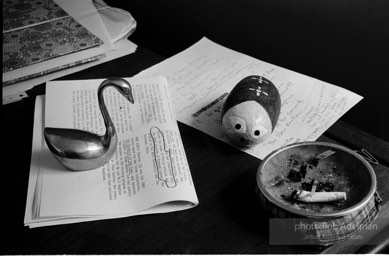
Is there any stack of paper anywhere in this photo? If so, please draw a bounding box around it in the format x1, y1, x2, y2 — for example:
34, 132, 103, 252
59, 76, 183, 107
25, 76, 199, 228
3, 0, 138, 104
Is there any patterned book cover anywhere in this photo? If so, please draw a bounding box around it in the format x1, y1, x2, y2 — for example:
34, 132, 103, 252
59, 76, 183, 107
3, 0, 104, 73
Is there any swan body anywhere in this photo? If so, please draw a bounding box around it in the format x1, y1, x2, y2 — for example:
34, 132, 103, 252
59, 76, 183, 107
44, 77, 134, 171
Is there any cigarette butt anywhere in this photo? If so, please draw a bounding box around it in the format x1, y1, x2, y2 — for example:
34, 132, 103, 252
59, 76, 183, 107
315, 150, 336, 161
311, 179, 318, 192
294, 190, 347, 203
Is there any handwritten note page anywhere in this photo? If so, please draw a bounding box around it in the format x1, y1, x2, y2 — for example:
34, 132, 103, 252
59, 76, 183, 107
25, 77, 198, 228
139, 37, 363, 159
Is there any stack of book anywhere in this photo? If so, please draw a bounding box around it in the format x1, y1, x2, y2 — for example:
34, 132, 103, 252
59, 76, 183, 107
3, 0, 138, 104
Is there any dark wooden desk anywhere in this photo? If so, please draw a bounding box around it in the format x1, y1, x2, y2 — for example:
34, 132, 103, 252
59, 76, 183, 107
2, 46, 388, 254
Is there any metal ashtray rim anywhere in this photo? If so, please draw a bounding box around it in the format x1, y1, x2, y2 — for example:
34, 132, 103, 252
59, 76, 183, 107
256, 141, 377, 218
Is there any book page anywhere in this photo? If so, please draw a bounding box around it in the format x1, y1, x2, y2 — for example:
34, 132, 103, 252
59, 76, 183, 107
36, 77, 197, 221
139, 37, 363, 159
24, 96, 44, 225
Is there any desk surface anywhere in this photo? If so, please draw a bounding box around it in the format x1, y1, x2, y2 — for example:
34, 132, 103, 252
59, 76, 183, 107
2, 46, 389, 254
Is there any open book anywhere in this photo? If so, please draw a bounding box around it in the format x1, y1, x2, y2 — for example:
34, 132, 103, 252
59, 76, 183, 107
24, 76, 199, 228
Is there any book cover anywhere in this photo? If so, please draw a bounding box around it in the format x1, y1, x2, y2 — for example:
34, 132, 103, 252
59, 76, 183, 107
3, 0, 104, 73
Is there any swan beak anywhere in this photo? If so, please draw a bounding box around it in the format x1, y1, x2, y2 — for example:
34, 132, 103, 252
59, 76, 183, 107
126, 94, 135, 104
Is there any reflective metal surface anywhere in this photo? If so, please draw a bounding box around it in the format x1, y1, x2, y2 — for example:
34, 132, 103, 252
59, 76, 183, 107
44, 77, 135, 171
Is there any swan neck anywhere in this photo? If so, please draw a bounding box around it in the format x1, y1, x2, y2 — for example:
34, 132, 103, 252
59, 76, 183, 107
98, 85, 116, 142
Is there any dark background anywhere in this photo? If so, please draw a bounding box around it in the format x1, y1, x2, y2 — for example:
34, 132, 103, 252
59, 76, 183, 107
106, 0, 389, 142
2, 1, 389, 254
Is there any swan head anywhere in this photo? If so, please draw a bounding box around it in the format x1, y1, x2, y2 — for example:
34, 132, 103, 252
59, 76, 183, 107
99, 77, 135, 104
121, 87, 134, 104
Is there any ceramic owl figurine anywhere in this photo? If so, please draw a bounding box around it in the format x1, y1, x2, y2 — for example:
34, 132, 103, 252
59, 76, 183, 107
221, 75, 281, 147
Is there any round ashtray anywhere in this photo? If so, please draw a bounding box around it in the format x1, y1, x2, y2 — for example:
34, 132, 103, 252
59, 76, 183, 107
256, 141, 377, 218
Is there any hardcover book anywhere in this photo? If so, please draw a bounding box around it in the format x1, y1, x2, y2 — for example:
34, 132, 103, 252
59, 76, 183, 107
3, 0, 104, 73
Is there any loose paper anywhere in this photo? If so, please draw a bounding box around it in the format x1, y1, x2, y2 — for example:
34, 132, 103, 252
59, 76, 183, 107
139, 37, 363, 159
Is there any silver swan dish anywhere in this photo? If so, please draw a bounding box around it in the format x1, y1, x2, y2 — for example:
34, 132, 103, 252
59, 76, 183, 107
44, 77, 135, 171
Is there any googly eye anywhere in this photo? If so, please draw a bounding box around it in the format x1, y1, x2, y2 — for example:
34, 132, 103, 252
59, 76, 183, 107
252, 125, 268, 138
228, 116, 246, 133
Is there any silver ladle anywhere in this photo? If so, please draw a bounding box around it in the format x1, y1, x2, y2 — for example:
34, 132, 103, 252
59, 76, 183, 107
44, 77, 135, 171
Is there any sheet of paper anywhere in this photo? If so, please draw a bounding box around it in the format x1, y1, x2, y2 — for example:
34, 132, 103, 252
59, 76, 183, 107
139, 37, 363, 159
25, 77, 198, 228
93, 0, 137, 43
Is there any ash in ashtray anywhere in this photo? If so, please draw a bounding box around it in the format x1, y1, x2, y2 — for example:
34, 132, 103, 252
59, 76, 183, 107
287, 155, 299, 167
287, 162, 308, 182
266, 149, 351, 213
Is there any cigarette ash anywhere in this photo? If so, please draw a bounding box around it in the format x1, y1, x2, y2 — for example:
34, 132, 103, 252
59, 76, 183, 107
266, 150, 352, 213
